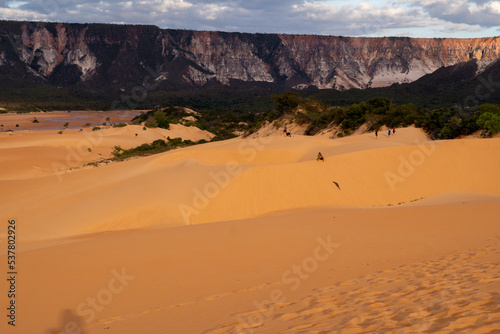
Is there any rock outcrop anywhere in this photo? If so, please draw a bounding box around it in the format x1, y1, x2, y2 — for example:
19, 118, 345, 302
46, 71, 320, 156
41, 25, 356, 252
1, 21, 499, 90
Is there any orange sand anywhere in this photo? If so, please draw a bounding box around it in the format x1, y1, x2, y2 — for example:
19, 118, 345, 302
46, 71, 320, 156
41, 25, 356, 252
0, 124, 499, 333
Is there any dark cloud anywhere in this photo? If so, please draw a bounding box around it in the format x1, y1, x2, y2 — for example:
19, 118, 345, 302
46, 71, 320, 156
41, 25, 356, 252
0, 0, 498, 37
405, 0, 500, 28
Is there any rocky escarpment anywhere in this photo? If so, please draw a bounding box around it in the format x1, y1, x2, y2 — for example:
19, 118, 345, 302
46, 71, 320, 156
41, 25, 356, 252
0, 21, 499, 90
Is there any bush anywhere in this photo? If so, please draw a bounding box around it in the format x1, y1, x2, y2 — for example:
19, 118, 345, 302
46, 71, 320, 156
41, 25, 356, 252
183, 120, 198, 127
271, 92, 300, 114
113, 123, 127, 128
477, 112, 500, 134
152, 139, 167, 146
144, 117, 158, 128
154, 110, 169, 129
111, 136, 206, 161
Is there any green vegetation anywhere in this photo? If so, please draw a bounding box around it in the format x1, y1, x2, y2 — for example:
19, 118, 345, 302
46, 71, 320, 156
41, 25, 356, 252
144, 117, 158, 128
111, 137, 208, 161
132, 106, 252, 141
271, 92, 300, 113
125, 95, 500, 142
268, 94, 500, 139
112, 123, 127, 128
476, 105, 500, 135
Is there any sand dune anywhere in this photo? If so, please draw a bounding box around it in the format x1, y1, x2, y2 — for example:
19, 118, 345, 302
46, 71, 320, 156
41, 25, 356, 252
0, 124, 213, 180
3, 126, 498, 240
2, 200, 499, 334
1, 124, 499, 334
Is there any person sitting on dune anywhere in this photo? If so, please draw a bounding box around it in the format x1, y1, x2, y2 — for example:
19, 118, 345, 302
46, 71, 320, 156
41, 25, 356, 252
317, 152, 324, 162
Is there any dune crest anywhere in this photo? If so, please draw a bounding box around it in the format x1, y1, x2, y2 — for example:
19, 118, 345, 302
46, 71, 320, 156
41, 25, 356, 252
1, 126, 499, 240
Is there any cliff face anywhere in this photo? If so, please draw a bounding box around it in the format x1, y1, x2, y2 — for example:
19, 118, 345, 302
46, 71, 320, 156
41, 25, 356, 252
1, 21, 499, 90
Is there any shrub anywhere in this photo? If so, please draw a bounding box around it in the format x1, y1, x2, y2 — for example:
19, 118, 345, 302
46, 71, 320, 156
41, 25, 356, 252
113, 123, 127, 128
167, 137, 183, 146
183, 120, 198, 127
144, 117, 158, 128
112, 146, 123, 156
477, 112, 500, 134
271, 92, 300, 114
152, 139, 167, 147
153, 110, 169, 129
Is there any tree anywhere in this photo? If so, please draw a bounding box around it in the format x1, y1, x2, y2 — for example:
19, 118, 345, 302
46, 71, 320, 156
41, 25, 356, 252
144, 117, 158, 128
271, 92, 300, 114
477, 112, 500, 134
153, 110, 169, 129
478, 104, 500, 115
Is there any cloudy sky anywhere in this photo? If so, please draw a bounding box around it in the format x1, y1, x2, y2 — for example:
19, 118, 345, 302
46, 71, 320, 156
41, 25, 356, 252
1, 0, 500, 38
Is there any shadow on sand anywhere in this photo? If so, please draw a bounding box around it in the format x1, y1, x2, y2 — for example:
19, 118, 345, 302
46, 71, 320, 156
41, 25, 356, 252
44, 309, 87, 334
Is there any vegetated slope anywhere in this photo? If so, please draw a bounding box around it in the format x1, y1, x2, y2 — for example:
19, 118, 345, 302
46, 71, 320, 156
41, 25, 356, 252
307, 58, 500, 108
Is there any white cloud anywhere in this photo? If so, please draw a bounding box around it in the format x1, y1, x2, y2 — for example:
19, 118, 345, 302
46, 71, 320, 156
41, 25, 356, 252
403, 0, 500, 27
489, 1, 500, 14
0, 6, 46, 20
0, 0, 498, 37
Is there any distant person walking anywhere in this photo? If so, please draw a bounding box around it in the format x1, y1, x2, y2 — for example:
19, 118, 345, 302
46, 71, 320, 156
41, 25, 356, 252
283, 125, 287, 136
375, 130, 378, 138
317, 152, 324, 162
392, 127, 396, 134
388, 129, 391, 136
